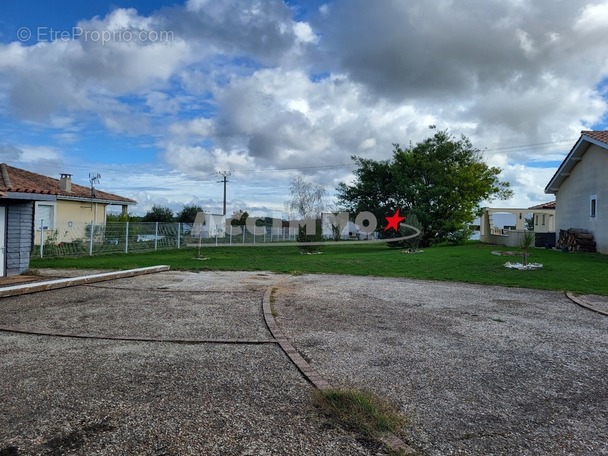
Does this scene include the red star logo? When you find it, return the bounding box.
[384,209,406,232]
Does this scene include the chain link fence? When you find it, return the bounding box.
[33,221,299,258]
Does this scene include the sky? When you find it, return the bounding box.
[0,0,607,217]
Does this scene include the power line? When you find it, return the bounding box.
[482,139,576,152]
[247,162,357,174]
[6,138,577,183]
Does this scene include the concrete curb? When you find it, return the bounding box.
[262,286,332,390]
[0,266,171,298]
[566,292,608,316]
[262,286,416,455]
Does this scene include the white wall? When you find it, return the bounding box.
[555,144,608,253]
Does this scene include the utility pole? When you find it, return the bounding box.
[217,171,231,215]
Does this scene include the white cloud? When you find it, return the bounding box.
[359,138,376,150]
[0,144,65,178]
[574,2,608,32]
[2,0,608,213]
[0,8,192,123]
[498,164,559,207]
[0,144,24,161]
[293,21,318,44]
[316,0,608,131]
[515,29,536,58]
[14,145,62,162]
[164,144,257,175]
[145,91,180,115]
[169,118,215,138]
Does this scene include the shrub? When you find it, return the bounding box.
[297,220,324,253]
[387,213,423,249]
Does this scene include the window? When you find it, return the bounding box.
[590,195,597,219]
[35,203,56,230]
[542,214,546,226]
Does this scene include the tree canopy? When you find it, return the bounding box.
[336,128,512,246]
[176,204,203,223]
[142,205,175,223]
[230,210,249,226]
[106,213,130,223]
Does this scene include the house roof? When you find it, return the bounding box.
[528,201,556,210]
[545,131,608,194]
[0,163,136,204]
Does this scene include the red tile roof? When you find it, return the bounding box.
[528,201,556,210]
[0,163,136,204]
[582,130,608,145]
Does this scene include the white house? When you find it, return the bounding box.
[545,130,608,253]
[479,204,555,247]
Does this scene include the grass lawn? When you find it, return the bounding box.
[30,242,608,295]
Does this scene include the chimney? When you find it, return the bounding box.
[60,173,72,192]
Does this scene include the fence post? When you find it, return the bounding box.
[177,222,181,249]
[230,225,233,246]
[154,222,159,251]
[39,219,44,258]
[89,221,94,256]
[125,222,129,254]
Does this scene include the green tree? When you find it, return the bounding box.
[337,128,512,246]
[106,213,130,223]
[142,205,174,223]
[230,210,249,226]
[176,204,203,223]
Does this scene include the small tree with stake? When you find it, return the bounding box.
[520,231,535,266]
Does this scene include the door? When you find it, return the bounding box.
[0,206,5,276]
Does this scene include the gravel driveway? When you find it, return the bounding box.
[2,270,607,455]
[0,271,375,455]
[273,274,608,455]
